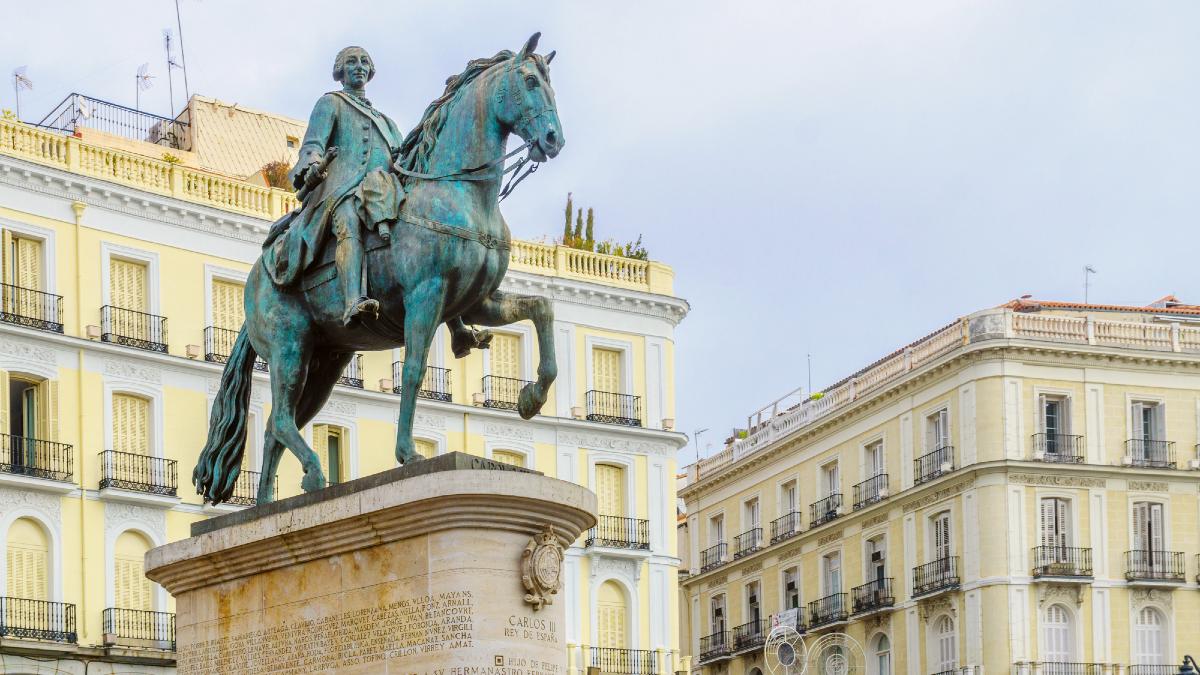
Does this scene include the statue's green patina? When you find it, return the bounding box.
[193,33,563,505]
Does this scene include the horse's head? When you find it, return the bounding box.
[499,33,563,163]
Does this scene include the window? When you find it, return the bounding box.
[710,514,725,545]
[710,594,726,633]
[931,511,952,561]
[114,531,153,610]
[110,258,148,312]
[744,497,760,531]
[491,450,525,467]
[745,580,761,624]
[933,615,957,672]
[1041,604,1073,663]
[866,440,885,477]
[2,230,45,320]
[782,567,800,609]
[1040,395,1070,436]
[1131,401,1165,443]
[489,333,522,380]
[926,408,950,451]
[312,424,345,484]
[866,536,886,583]
[286,136,299,149]
[1132,502,1165,553]
[592,348,622,394]
[5,518,48,601]
[872,634,892,675]
[780,480,797,514]
[414,438,436,459]
[822,552,842,594]
[1133,606,1168,665]
[112,393,150,456]
[597,580,627,649]
[821,461,840,497]
[595,464,626,517]
[1039,498,1071,549]
[3,374,58,444]
[211,279,245,331]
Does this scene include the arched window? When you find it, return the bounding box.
[492,450,525,468]
[595,464,626,518]
[114,531,153,610]
[596,580,628,649]
[1042,604,1073,663]
[6,517,49,600]
[1133,606,1168,665]
[872,633,892,675]
[932,615,957,672]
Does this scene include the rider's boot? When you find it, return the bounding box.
[336,236,379,326]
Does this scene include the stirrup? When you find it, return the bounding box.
[342,297,380,326]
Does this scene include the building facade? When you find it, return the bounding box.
[679,299,1200,675]
[0,96,688,673]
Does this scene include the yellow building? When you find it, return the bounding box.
[0,94,689,674]
[679,298,1200,675]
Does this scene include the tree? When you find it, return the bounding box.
[563,192,573,245]
[585,208,595,250]
[574,208,583,243]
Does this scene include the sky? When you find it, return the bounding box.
[3,1,1198,464]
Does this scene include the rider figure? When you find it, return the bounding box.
[289,46,405,326]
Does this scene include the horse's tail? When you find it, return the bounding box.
[193,326,257,504]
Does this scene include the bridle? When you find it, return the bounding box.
[392,55,553,201]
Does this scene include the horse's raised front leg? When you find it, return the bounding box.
[396,281,445,464]
[461,290,556,420]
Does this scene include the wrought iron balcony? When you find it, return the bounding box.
[585,515,650,550]
[225,469,270,507]
[589,646,658,674]
[699,543,727,573]
[586,390,643,427]
[731,619,767,653]
[852,473,888,510]
[698,630,730,663]
[851,578,894,614]
[1031,546,1093,579]
[733,528,763,559]
[770,511,801,544]
[102,608,175,650]
[99,450,177,496]
[807,593,848,629]
[0,597,76,643]
[101,305,168,353]
[39,93,191,149]
[913,556,960,597]
[1124,550,1185,582]
[204,326,267,371]
[1124,439,1176,469]
[392,361,452,401]
[481,375,530,410]
[1014,663,1105,675]
[808,493,843,527]
[0,282,63,333]
[337,353,364,388]
[1127,667,1183,675]
[914,445,955,485]
[0,434,73,483]
[1032,433,1085,463]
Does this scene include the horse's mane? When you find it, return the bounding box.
[396,49,551,178]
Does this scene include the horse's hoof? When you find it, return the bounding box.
[517,383,545,420]
[301,467,326,492]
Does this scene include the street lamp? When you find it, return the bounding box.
[1180,656,1197,675]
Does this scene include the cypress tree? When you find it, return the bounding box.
[574,208,583,243]
[563,192,573,245]
[585,208,595,251]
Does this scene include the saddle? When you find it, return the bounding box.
[300,229,391,293]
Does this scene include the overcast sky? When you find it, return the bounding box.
[4,2,1198,463]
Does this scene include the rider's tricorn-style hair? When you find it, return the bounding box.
[333,46,375,82]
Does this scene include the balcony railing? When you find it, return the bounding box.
[102,608,175,649]
[852,473,888,510]
[392,361,452,402]
[1127,667,1183,675]
[914,445,955,485]
[1031,546,1093,579]
[39,93,191,149]
[101,305,168,353]
[808,493,843,527]
[1125,439,1176,469]
[225,469,269,507]
[585,515,650,550]
[1033,433,1085,463]
[1124,550,1185,582]
[203,326,267,371]
[0,283,63,333]
[731,619,767,653]
[337,353,364,388]
[589,646,657,674]
[1014,664,1105,675]
[699,543,727,573]
[733,528,763,559]
[0,434,73,482]
[586,390,643,427]
[99,450,177,496]
[698,630,730,663]
[851,578,895,614]
[0,597,76,643]
[913,556,960,597]
[481,375,530,411]
[770,511,801,544]
[807,593,848,628]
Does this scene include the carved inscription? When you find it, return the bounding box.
[177,591,475,674]
[778,545,803,562]
[1128,480,1168,492]
[862,513,889,528]
[706,574,728,589]
[740,561,763,576]
[1008,473,1105,489]
[902,479,975,513]
[817,530,844,546]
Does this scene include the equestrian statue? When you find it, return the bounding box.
[193,33,563,504]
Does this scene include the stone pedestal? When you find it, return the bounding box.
[146,453,596,675]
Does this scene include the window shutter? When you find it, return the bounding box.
[1132,502,1148,552]
[312,424,329,481]
[1039,499,1055,549]
[414,438,435,459]
[0,370,9,435]
[110,258,148,312]
[597,581,627,649]
[37,379,59,442]
[113,394,149,455]
[1152,404,1166,442]
[212,280,245,331]
[492,450,524,467]
[934,513,952,560]
[490,334,521,380]
[1149,503,1164,552]
[938,409,950,448]
[1056,499,1069,547]
[1130,402,1145,441]
[15,236,42,291]
[1,229,11,287]
[1038,395,1048,433]
[595,464,625,517]
[592,348,622,394]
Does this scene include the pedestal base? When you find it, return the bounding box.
[146,453,596,674]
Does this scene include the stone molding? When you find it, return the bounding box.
[557,431,674,458]
[0,334,58,367]
[484,421,535,442]
[1038,583,1084,609]
[0,485,61,524]
[104,501,167,546]
[104,357,163,385]
[1009,472,1107,488]
[902,479,975,513]
[1128,480,1169,492]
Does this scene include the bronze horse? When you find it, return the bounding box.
[193,34,563,504]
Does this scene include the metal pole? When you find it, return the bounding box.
[12,76,17,120]
[175,0,190,104]
[693,428,708,463]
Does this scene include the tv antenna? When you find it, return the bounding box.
[1083,264,1097,304]
[764,618,807,675]
[163,29,184,117]
[135,63,155,112]
[11,66,32,120]
[172,0,192,104]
